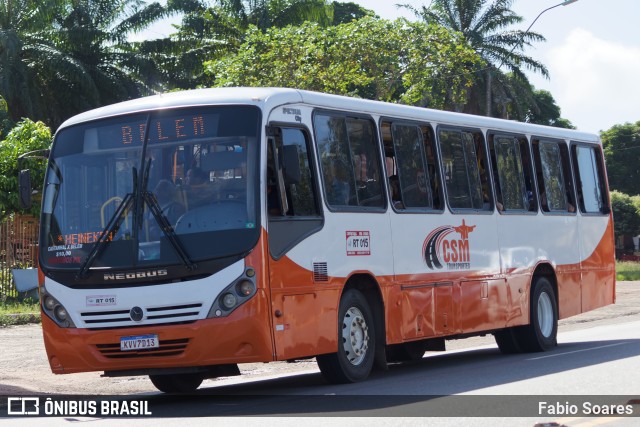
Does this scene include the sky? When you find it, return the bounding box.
[139,0,640,134]
[360,0,639,134]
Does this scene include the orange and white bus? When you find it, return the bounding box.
[23,87,615,392]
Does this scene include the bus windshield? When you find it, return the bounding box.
[40,106,261,277]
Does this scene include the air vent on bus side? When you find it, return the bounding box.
[313,262,328,282]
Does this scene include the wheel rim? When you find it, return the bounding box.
[537,291,554,338]
[341,306,369,366]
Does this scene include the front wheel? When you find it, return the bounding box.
[149,373,203,393]
[317,289,376,383]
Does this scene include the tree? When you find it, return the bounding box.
[0,0,171,129]
[42,0,169,128]
[331,1,373,24]
[145,0,342,90]
[142,0,245,90]
[0,0,67,122]
[218,0,334,30]
[205,18,479,109]
[505,80,574,129]
[0,119,51,220]
[602,121,640,197]
[406,0,548,117]
[610,191,640,242]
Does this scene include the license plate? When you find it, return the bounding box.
[120,334,159,351]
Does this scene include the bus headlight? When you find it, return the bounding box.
[44,295,56,311]
[54,306,69,322]
[41,288,76,328]
[208,267,258,318]
[221,293,238,309]
[236,280,255,297]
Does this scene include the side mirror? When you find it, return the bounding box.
[281,145,301,185]
[19,169,32,209]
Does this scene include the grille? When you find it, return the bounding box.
[313,262,328,282]
[80,303,203,328]
[95,338,190,359]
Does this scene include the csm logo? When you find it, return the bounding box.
[7,397,39,415]
[423,220,476,271]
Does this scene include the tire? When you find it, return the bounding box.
[149,373,203,393]
[516,276,558,352]
[387,341,427,362]
[494,328,523,354]
[317,289,376,383]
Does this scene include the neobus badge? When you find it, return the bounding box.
[423,220,476,271]
[103,269,168,281]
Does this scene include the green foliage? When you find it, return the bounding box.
[615,261,640,281]
[331,1,373,24]
[602,121,640,196]
[0,119,52,220]
[407,0,548,117]
[506,83,575,129]
[144,3,245,89]
[0,0,169,129]
[610,190,640,238]
[0,0,67,122]
[205,18,480,109]
[0,298,40,327]
[0,96,13,136]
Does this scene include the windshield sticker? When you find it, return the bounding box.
[86,295,117,307]
[55,231,115,245]
[346,231,370,256]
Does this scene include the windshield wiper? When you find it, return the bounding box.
[139,159,196,271]
[76,174,137,280]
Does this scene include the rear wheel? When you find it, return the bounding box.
[317,289,376,383]
[495,276,558,353]
[149,373,203,393]
[494,328,522,354]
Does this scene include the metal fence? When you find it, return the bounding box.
[0,214,39,300]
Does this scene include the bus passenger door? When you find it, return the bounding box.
[264,125,328,360]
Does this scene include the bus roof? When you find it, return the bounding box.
[58,87,599,143]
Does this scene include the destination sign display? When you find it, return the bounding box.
[98,113,220,149]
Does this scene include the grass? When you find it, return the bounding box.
[0,298,40,327]
[616,261,640,281]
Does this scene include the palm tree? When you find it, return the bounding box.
[0,0,68,123]
[406,0,549,117]
[44,0,168,127]
[0,1,170,129]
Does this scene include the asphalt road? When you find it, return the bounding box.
[1,282,639,427]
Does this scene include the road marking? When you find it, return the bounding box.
[526,342,629,361]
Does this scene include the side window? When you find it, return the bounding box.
[381,121,442,211]
[267,127,319,217]
[533,139,576,213]
[489,134,537,212]
[439,128,491,211]
[314,113,384,209]
[572,144,609,214]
